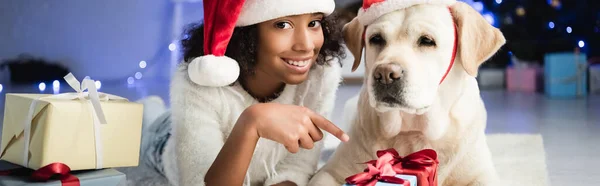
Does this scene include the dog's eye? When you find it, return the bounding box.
[369,34,386,46]
[418,36,436,47]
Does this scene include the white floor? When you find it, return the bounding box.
[1,78,599,185]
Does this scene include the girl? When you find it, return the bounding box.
[137,0,349,185]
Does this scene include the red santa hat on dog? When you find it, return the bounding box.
[357,0,456,26]
[188,0,336,87]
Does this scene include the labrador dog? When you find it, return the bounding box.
[310,2,506,186]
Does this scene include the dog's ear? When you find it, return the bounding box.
[343,17,365,72]
[450,2,506,77]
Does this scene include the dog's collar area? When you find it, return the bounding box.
[360,7,458,85]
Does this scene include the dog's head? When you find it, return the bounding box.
[344,2,505,114]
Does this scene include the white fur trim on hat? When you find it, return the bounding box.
[358,0,456,26]
[236,0,336,26]
[187,55,240,87]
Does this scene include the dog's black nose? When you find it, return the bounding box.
[373,63,403,84]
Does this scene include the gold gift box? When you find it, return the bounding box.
[1,93,143,171]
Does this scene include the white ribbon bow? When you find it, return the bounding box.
[23,73,126,169]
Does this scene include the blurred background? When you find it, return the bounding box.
[1,0,599,94]
[0,0,599,185]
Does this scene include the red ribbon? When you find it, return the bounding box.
[390,149,439,186]
[439,7,458,85]
[0,163,80,186]
[345,148,439,186]
[345,149,410,186]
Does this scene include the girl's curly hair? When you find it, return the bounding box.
[180,14,346,76]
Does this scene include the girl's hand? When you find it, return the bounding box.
[239,103,349,153]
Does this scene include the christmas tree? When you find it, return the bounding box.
[481,0,600,67]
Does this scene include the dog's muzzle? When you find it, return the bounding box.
[372,63,405,106]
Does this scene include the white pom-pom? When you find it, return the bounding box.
[187,55,240,87]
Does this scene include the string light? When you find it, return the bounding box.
[0,84,3,93]
[566,27,572,33]
[127,77,135,85]
[549,0,561,9]
[39,83,46,92]
[95,81,102,90]
[473,2,484,12]
[483,13,495,25]
[135,72,143,79]
[53,80,60,89]
[516,6,526,17]
[139,61,147,69]
[23,43,168,91]
[548,22,555,29]
[169,43,177,51]
[578,40,585,48]
[52,80,60,93]
[495,0,502,4]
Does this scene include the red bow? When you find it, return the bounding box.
[345,148,439,186]
[345,149,410,186]
[389,149,439,186]
[0,163,80,186]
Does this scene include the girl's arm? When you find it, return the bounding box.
[172,89,261,186]
[204,113,259,186]
[169,71,254,186]
[264,62,343,186]
[170,86,232,186]
[204,102,348,186]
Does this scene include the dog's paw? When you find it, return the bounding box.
[467,180,500,186]
[466,173,501,186]
[308,171,342,186]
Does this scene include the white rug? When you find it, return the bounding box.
[487,133,551,186]
[319,133,551,186]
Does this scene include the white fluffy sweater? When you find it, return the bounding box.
[161,61,343,186]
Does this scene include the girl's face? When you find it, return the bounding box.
[255,13,325,85]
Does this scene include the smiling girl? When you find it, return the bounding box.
[137,0,349,186]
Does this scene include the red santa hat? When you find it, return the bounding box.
[357,0,456,26]
[188,0,336,87]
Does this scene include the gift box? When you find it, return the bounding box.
[1,73,143,171]
[0,160,126,186]
[506,57,543,93]
[476,68,505,90]
[343,174,417,186]
[544,52,588,98]
[591,65,600,94]
[506,66,543,93]
[344,149,438,186]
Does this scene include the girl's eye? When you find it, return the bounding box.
[275,22,293,29]
[308,20,322,28]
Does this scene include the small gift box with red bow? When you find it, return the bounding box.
[343,149,439,186]
[0,160,126,186]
